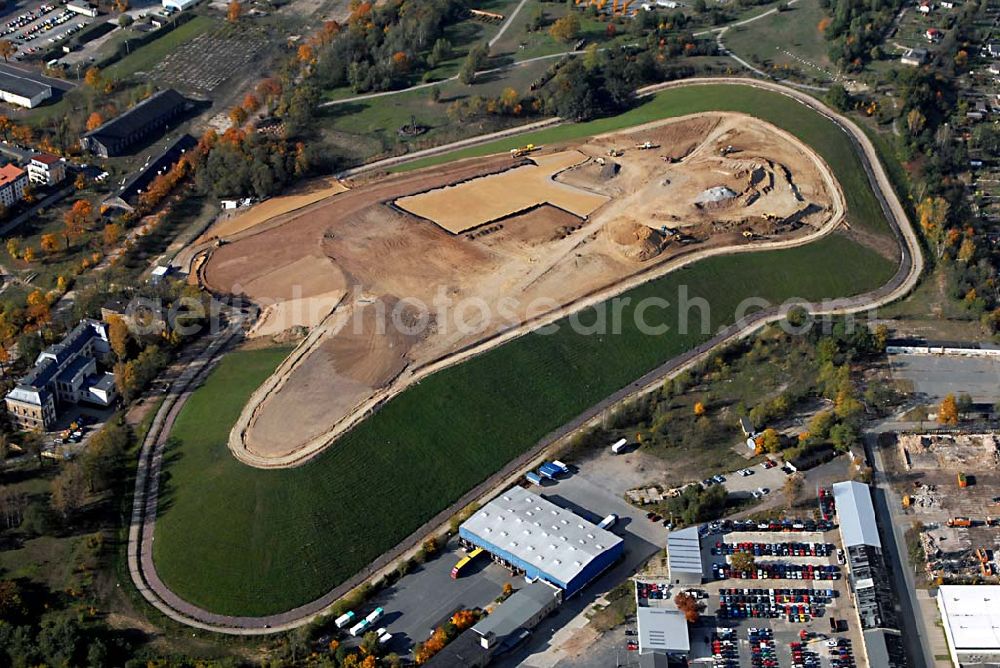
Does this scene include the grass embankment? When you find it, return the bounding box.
[153,83,900,616]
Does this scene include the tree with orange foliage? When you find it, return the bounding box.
[0,40,15,64]
[242,93,260,113]
[297,43,315,64]
[391,50,409,72]
[26,289,49,325]
[11,125,32,144]
[64,200,93,241]
[84,66,102,88]
[256,77,282,103]
[86,112,104,131]
[103,222,122,247]
[228,106,247,127]
[0,116,10,140]
[319,19,341,43]
[817,16,831,34]
[40,233,60,254]
[227,0,241,22]
[22,246,35,263]
[674,592,701,623]
[693,401,706,416]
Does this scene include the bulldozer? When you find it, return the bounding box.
[720,145,737,156]
[510,143,538,158]
[636,140,659,150]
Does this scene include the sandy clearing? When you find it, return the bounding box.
[394,150,610,233]
[198,177,349,242]
[247,290,346,338]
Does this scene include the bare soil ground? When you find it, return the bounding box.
[394,150,610,233]
[199,112,840,464]
[198,177,349,242]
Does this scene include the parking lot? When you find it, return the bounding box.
[1,0,93,62]
[631,518,865,668]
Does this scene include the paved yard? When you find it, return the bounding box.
[888,353,1000,403]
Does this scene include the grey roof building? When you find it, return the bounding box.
[471,581,561,650]
[833,480,881,548]
[666,526,704,584]
[832,482,904,668]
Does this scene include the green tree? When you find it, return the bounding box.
[548,13,581,43]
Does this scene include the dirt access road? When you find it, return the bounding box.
[200,112,840,467]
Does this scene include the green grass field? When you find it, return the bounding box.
[723,0,835,82]
[153,84,902,616]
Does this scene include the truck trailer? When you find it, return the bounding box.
[551,460,570,474]
[334,611,355,629]
[538,462,562,479]
[611,438,628,454]
[525,471,543,485]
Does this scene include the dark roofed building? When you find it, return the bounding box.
[104,134,196,210]
[81,89,189,158]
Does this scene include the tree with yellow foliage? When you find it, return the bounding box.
[693,401,706,416]
[938,393,959,425]
[227,0,241,22]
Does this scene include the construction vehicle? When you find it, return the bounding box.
[947,517,972,528]
[510,143,537,158]
[636,140,659,150]
[720,145,736,156]
[607,147,623,157]
[742,230,754,241]
[983,562,996,577]
[958,472,969,488]
[975,548,992,563]
[596,157,606,166]
[902,495,912,509]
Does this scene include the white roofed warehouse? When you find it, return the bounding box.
[937,585,1000,667]
[458,486,623,598]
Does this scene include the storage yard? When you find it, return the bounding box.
[199,112,843,465]
[893,432,1000,583]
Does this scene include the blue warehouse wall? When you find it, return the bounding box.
[458,527,569,590]
[564,540,624,598]
[459,526,623,598]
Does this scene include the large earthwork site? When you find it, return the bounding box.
[200,112,845,467]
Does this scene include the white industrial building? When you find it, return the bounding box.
[937,585,1000,666]
[0,71,52,108]
[637,607,690,656]
[161,0,199,11]
[459,486,624,598]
